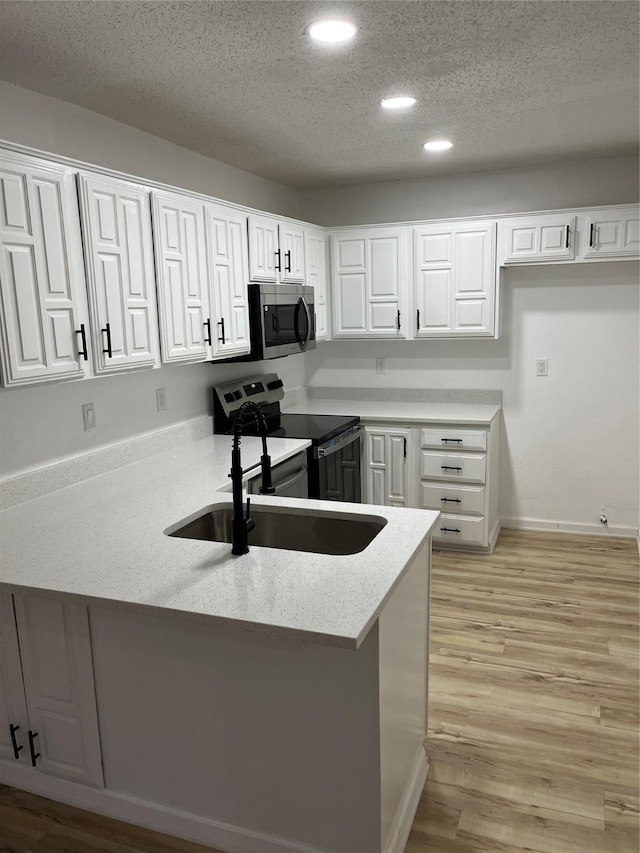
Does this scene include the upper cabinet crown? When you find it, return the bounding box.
[414,221,497,337]
[248,214,305,284]
[0,151,91,386]
[78,173,161,374]
[331,227,409,339]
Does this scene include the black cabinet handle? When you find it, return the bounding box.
[397,309,401,331]
[565,225,570,249]
[589,223,595,247]
[75,324,88,361]
[416,308,420,330]
[9,723,23,760]
[440,526,461,533]
[284,250,292,273]
[101,323,112,358]
[441,465,462,471]
[217,318,226,344]
[203,319,212,345]
[274,250,281,272]
[403,436,407,458]
[28,730,40,767]
[441,438,463,444]
[441,497,462,503]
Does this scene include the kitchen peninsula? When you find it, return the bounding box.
[0,432,439,853]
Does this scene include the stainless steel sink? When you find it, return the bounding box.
[166,503,387,555]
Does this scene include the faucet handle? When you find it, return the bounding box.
[259,454,276,494]
[245,497,256,534]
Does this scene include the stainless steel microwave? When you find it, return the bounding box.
[248,283,316,360]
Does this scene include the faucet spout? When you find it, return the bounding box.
[230,401,274,555]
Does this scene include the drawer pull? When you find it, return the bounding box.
[9,723,23,760]
[440,526,461,534]
[441,465,462,471]
[441,438,463,443]
[28,730,40,767]
[441,497,462,503]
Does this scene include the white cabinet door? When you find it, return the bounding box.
[415,222,496,337]
[12,594,103,787]
[248,213,279,282]
[332,228,408,338]
[582,208,640,260]
[364,426,411,507]
[304,227,329,340]
[206,203,251,358]
[279,222,305,283]
[152,191,211,364]
[0,592,29,765]
[0,151,91,386]
[500,214,577,264]
[79,174,160,374]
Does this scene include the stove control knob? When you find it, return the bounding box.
[266,379,283,390]
[233,390,243,401]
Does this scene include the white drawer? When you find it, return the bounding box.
[420,481,485,515]
[420,450,486,484]
[420,427,487,452]
[432,514,485,546]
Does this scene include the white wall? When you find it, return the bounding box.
[307,263,639,534]
[0,82,305,478]
[298,156,639,226]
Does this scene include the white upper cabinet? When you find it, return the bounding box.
[205,203,251,358]
[331,227,409,338]
[304,227,329,341]
[151,190,211,364]
[248,213,305,283]
[78,174,160,374]
[0,151,91,387]
[500,213,577,264]
[414,221,496,338]
[581,207,639,260]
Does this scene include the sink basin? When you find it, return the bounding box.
[166,503,387,555]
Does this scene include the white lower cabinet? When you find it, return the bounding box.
[364,417,500,551]
[0,591,103,787]
[364,426,412,507]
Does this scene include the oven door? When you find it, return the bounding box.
[311,426,362,502]
[252,284,316,359]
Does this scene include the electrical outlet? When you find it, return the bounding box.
[82,403,96,431]
[156,387,167,412]
[535,358,549,377]
[376,357,385,375]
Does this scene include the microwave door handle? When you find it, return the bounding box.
[300,297,312,348]
[293,298,303,347]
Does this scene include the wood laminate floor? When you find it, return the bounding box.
[1,530,638,853]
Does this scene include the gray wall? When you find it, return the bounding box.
[298,155,639,226]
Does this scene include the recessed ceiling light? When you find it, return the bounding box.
[423,140,453,152]
[308,19,358,44]
[381,96,417,110]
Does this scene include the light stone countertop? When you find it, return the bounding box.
[0,433,439,650]
[283,397,501,426]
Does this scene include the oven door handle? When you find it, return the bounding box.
[271,464,308,494]
[314,425,362,459]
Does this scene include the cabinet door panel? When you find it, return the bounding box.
[455,299,489,332]
[370,237,399,298]
[80,175,160,373]
[456,229,489,294]
[0,155,89,385]
[280,224,305,282]
[418,231,451,265]
[364,426,410,506]
[13,594,103,787]
[417,269,452,332]
[248,214,278,282]
[582,208,640,259]
[337,273,367,332]
[502,215,576,263]
[207,205,250,358]
[0,592,29,763]
[152,192,210,363]
[304,229,328,340]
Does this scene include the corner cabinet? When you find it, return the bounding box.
[248,213,305,284]
[0,591,103,787]
[0,151,91,387]
[331,227,409,339]
[78,173,161,374]
[304,226,330,341]
[414,221,497,337]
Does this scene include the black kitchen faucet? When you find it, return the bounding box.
[230,401,275,555]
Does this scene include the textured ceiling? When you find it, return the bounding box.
[0,1,638,189]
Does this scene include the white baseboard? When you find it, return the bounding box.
[383,748,429,853]
[0,762,335,853]
[500,516,637,539]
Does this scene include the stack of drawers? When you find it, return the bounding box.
[418,426,489,547]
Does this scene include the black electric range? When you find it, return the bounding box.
[213,373,362,502]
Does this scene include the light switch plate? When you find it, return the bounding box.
[82,403,96,431]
